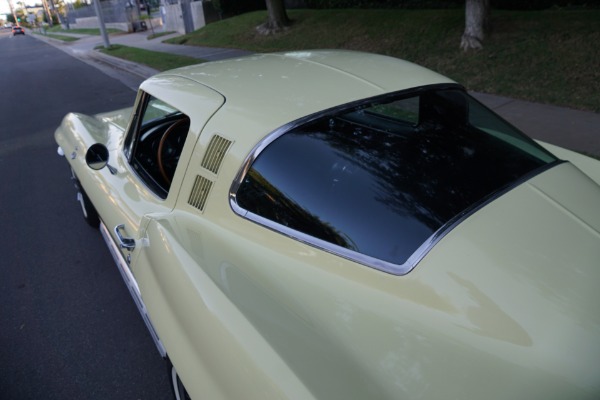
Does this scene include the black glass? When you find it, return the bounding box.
[236,89,557,268]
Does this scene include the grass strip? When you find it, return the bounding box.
[166,8,600,112]
[47,26,124,35]
[44,33,80,42]
[148,31,176,40]
[97,45,203,71]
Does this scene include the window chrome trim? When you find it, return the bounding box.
[99,222,167,357]
[229,84,561,275]
[123,90,149,162]
[231,161,561,275]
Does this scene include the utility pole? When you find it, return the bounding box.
[92,0,110,48]
[7,0,18,25]
[48,0,62,26]
[180,0,193,34]
[41,0,53,26]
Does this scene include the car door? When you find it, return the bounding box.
[78,79,225,359]
[95,92,183,266]
[88,80,225,268]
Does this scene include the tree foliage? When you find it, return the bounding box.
[300,0,597,8]
[211,0,264,18]
[72,0,89,10]
[302,0,462,8]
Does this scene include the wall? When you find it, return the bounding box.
[69,16,130,31]
[162,0,211,34]
[69,16,163,33]
[162,3,184,33]
[190,1,206,31]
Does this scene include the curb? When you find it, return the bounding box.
[32,32,157,78]
[88,49,159,79]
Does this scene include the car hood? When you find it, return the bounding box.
[55,107,132,157]
[94,107,133,133]
[411,160,600,398]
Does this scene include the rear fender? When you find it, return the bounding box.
[539,141,600,185]
[134,217,316,400]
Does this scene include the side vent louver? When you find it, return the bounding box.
[201,135,232,175]
[188,175,213,211]
[188,135,231,212]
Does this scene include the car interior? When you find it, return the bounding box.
[132,113,191,198]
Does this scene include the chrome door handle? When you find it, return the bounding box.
[115,224,135,250]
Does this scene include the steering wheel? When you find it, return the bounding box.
[157,118,189,186]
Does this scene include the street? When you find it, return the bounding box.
[0,31,172,399]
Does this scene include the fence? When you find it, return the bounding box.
[66,0,148,32]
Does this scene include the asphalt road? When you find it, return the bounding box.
[0,31,173,399]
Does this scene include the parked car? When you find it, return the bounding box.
[11,26,24,35]
[55,51,600,400]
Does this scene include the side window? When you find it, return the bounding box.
[369,96,420,126]
[467,96,556,162]
[127,94,191,199]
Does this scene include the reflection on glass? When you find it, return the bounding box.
[236,89,557,267]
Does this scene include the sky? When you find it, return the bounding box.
[1,0,48,19]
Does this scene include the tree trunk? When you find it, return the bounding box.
[256,0,291,35]
[460,0,490,51]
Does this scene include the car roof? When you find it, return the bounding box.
[141,50,455,144]
[156,50,454,92]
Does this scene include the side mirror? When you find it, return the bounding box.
[85,143,109,170]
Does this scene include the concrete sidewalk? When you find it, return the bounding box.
[33,30,599,157]
[109,31,253,61]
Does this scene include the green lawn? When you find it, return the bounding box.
[98,45,202,71]
[165,8,600,112]
[147,31,176,40]
[47,26,124,35]
[43,33,80,42]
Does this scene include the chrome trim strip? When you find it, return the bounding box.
[99,223,167,357]
[230,162,562,276]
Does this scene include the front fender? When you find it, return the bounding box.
[54,110,131,194]
[54,108,131,157]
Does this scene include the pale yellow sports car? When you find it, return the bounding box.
[55,51,600,400]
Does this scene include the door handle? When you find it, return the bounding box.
[115,224,135,250]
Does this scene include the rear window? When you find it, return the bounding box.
[233,88,558,274]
